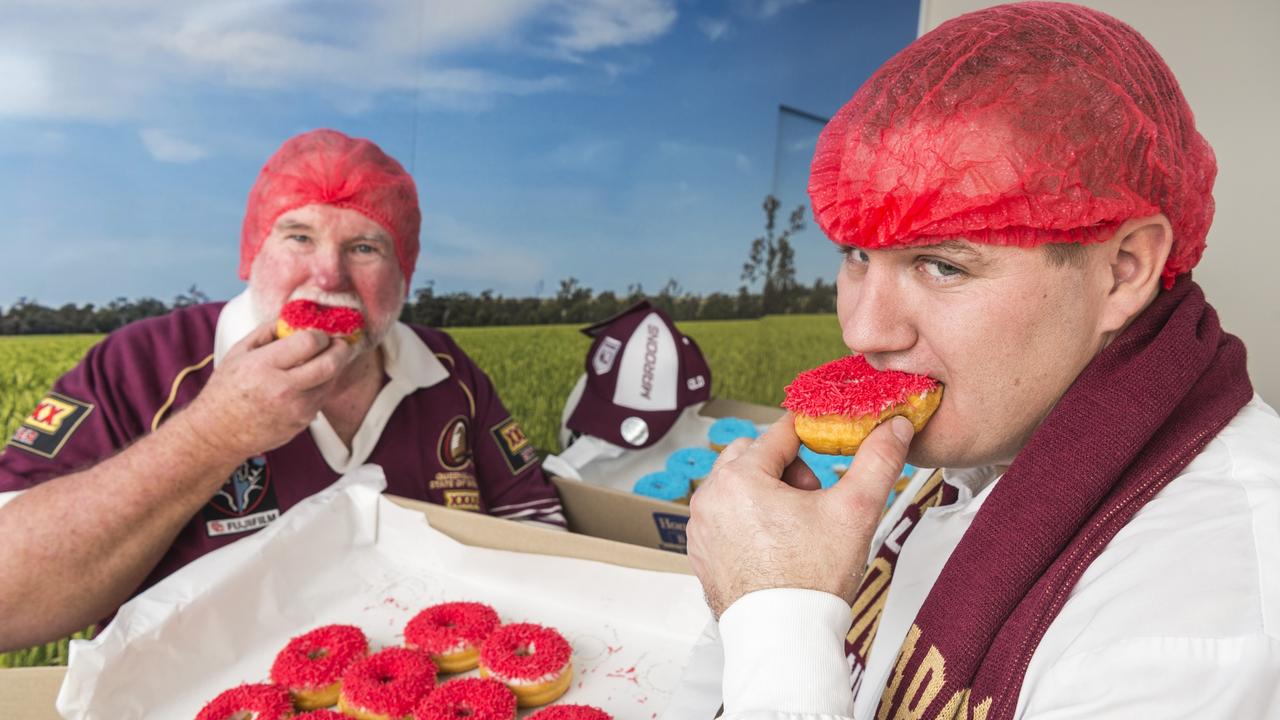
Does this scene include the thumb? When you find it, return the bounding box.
[225,320,279,359]
[826,415,914,510]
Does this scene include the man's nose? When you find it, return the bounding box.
[309,245,349,291]
[841,265,917,356]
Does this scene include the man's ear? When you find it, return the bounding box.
[1098,214,1173,334]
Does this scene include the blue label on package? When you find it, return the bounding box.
[653,512,689,553]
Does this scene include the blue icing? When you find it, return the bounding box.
[667,447,719,480]
[708,417,760,447]
[633,471,690,502]
[814,464,841,489]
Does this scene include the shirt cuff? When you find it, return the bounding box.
[719,588,855,717]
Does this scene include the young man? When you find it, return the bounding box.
[0,129,563,652]
[688,4,1280,718]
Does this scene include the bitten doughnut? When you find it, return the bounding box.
[707,417,759,451]
[195,683,293,720]
[413,677,517,720]
[405,601,501,673]
[270,624,369,710]
[527,706,614,720]
[478,623,573,707]
[783,355,941,455]
[338,647,438,720]
[276,299,365,344]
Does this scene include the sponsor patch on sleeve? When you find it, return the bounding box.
[489,417,538,475]
[7,392,94,459]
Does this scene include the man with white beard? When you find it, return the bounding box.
[0,129,564,652]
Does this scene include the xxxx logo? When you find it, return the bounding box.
[27,398,75,433]
[8,392,94,459]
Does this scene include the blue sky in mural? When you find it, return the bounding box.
[0,0,916,306]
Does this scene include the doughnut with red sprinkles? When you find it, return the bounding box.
[782,355,942,455]
[338,646,438,720]
[194,682,292,720]
[270,624,368,710]
[413,677,517,720]
[405,602,500,673]
[295,711,348,719]
[527,705,614,720]
[277,299,365,342]
[478,623,573,707]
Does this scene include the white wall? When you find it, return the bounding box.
[920,0,1280,404]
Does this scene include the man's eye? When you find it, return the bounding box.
[352,243,378,255]
[921,258,964,278]
[841,246,870,265]
[287,234,311,244]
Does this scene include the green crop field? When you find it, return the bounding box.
[0,314,846,666]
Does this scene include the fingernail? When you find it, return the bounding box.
[891,416,915,443]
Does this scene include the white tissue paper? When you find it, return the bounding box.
[56,466,711,719]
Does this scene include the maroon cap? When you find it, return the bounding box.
[564,301,711,448]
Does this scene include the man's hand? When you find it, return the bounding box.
[687,413,914,618]
[176,321,353,461]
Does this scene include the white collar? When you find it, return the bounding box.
[213,290,450,473]
[941,465,1003,505]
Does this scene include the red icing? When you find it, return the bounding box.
[405,602,501,655]
[782,355,938,418]
[270,624,368,690]
[341,647,437,716]
[478,623,572,681]
[195,683,292,720]
[280,299,365,335]
[527,705,613,720]
[295,711,348,719]
[413,677,517,720]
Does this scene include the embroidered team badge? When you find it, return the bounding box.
[7,392,94,459]
[437,416,472,470]
[490,417,538,475]
[443,490,481,511]
[202,455,281,537]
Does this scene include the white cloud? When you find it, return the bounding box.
[0,0,675,123]
[758,0,810,18]
[731,0,812,20]
[139,128,209,163]
[697,17,732,42]
[551,0,678,57]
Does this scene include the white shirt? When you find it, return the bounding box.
[717,394,1280,719]
[214,290,450,475]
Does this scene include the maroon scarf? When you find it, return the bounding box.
[851,277,1252,719]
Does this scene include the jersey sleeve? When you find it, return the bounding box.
[446,343,565,530]
[0,336,151,491]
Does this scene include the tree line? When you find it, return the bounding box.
[0,278,836,335]
[1,196,832,334]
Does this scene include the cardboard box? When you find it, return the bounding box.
[554,397,784,554]
[0,497,693,720]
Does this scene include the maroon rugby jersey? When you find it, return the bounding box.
[0,302,563,594]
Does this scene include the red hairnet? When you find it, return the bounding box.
[810,2,1216,288]
[239,129,421,290]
